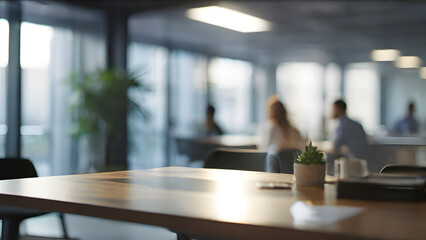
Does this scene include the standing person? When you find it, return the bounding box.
[393,102,418,135]
[260,95,305,153]
[331,99,370,160]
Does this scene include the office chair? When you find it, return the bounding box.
[276,149,301,174]
[0,158,70,240]
[175,137,222,163]
[203,148,279,172]
[380,164,426,176]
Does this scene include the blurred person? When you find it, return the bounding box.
[260,95,305,154]
[393,102,418,135]
[200,105,224,136]
[331,99,370,160]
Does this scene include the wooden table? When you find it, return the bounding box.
[0,167,425,240]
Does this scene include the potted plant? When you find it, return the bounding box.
[294,141,326,186]
[70,68,149,172]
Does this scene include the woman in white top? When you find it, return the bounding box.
[260,96,305,153]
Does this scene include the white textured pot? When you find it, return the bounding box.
[294,163,325,186]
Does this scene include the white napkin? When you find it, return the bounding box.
[290,201,363,226]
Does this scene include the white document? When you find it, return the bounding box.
[290,201,363,226]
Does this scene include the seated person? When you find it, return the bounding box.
[260,96,305,154]
[200,105,224,137]
[393,102,418,135]
[331,99,371,160]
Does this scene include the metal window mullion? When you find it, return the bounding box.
[250,63,257,124]
[165,48,173,166]
[5,2,22,158]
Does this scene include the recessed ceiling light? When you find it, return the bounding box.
[395,56,422,68]
[420,67,426,79]
[186,6,272,33]
[370,49,400,62]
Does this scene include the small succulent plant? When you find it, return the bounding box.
[295,141,326,165]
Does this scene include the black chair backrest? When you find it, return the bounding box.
[0,158,38,180]
[176,138,222,162]
[380,164,426,176]
[204,148,277,172]
[277,149,301,174]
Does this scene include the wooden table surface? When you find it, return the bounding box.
[0,167,425,240]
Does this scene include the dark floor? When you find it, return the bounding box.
[1,213,176,240]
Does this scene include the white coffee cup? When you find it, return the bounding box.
[334,157,369,179]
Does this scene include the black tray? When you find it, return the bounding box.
[337,174,426,201]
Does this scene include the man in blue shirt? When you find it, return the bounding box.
[331,99,371,160]
[393,102,418,135]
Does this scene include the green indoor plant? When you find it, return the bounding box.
[70,68,149,172]
[294,141,326,186]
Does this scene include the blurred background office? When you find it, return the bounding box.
[1,0,426,177]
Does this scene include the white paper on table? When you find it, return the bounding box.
[290,201,363,226]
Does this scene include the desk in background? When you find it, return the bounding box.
[175,135,259,164]
[315,137,426,174]
[370,136,426,165]
[0,167,425,239]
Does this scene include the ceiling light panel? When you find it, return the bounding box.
[370,49,400,62]
[395,56,422,68]
[186,6,272,33]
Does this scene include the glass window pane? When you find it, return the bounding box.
[254,66,268,124]
[171,50,207,137]
[0,18,8,157]
[20,22,54,176]
[276,62,324,140]
[128,42,168,169]
[344,63,380,134]
[324,63,342,140]
[21,21,106,176]
[208,57,253,134]
[251,65,275,128]
[18,0,106,175]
